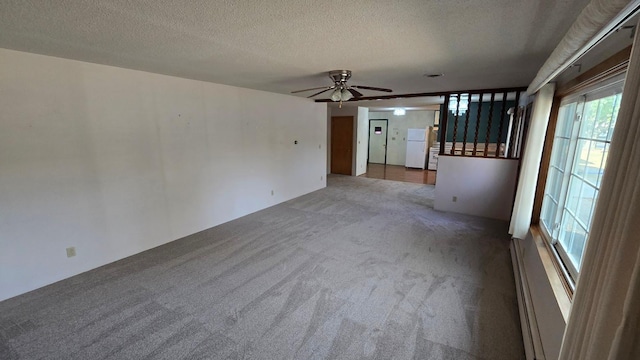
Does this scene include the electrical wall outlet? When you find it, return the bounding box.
[452,196,458,203]
[66,247,76,258]
[271,190,274,196]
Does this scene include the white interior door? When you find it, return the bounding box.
[369,120,387,164]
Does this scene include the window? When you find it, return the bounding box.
[540,78,623,283]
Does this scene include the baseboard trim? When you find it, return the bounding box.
[510,238,546,360]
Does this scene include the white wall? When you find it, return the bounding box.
[0,49,327,301]
[434,156,518,220]
[369,110,436,165]
[355,107,369,176]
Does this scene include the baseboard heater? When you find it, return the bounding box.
[510,239,546,360]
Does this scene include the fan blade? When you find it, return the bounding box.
[308,86,335,98]
[348,88,363,98]
[351,85,393,93]
[291,86,331,94]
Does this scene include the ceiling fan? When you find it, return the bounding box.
[292,70,392,107]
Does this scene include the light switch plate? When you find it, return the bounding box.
[66,247,76,258]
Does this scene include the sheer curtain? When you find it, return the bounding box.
[559,19,640,360]
[508,83,554,239]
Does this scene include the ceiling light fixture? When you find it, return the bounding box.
[393,108,406,116]
[331,89,342,102]
[449,94,469,116]
[330,87,354,107]
[340,89,353,101]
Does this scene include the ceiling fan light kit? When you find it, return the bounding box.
[331,88,353,102]
[331,89,342,102]
[292,70,392,107]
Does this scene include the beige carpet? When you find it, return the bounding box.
[0,175,524,359]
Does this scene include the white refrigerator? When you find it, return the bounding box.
[405,128,428,169]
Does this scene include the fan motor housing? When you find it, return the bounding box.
[328,70,352,84]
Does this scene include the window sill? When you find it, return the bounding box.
[530,225,572,322]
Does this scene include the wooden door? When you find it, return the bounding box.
[331,116,354,175]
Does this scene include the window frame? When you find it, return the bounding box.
[539,76,624,285]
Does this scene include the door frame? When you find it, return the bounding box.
[367,119,389,165]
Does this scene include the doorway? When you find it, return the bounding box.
[368,119,388,164]
[330,116,354,175]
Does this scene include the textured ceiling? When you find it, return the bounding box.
[0,0,592,98]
